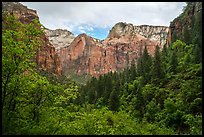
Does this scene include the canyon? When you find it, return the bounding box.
[46,23,168,80]
[3,2,194,82]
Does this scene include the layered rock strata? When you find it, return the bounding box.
[3,2,173,79]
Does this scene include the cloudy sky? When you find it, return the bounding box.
[21,2,186,40]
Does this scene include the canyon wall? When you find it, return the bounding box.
[108,22,169,48]
[2,2,62,76]
[167,2,202,46]
[3,2,174,80]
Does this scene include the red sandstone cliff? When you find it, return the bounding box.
[2,2,62,76]
[44,22,168,79]
[167,2,202,46]
[3,2,171,80]
[57,29,159,78]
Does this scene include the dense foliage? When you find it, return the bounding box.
[2,2,202,135]
[79,39,202,135]
[171,2,202,64]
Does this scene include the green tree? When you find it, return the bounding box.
[103,74,113,105]
[183,26,191,44]
[96,75,104,99]
[161,43,169,74]
[151,45,164,84]
[129,59,137,81]
[137,45,143,76]
[162,43,168,57]
[141,45,152,85]
[168,48,178,74]
[192,44,202,64]
[109,85,120,111]
[2,13,46,134]
[144,98,161,122]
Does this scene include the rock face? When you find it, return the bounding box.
[2,2,38,24]
[61,31,158,78]
[3,2,173,80]
[2,2,62,76]
[36,35,62,76]
[108,22,169,48]
[44,29,75,50]
[46,22,167,78]
[167,2,202,45]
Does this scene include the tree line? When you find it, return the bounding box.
[2,2,202,134]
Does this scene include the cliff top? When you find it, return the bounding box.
[2,2,36,13]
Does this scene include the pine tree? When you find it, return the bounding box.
[137,45,143,76]
[130,59,137,81]
[87,78,97,104]
[109,85,119,111]
[141,45,152,84]
[102,74,112,105]
[193,44,202,64]
[183,26,191,44]
[161,43,169,74]
[192,11,202,48]
[96,75,104,98]
[169,48,178,74]
[162,43,168,57]
[151,45,164,83]
[171,31,178,44]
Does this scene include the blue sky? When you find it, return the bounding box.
[21,2,186,40]
[73,25,110,40]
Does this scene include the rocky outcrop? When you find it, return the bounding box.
[3,2,173,80]
[134,25,169,47]
[44,29,75,50]
[108,22,169,48]
[36,35,62,76]
[61,32,158,78]
[167,2,202,45]
[2,2,38,24]
[2,2,62,76]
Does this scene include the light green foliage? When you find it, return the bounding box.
[23,105,178,135]
[171,40,185,54]
[2,2,202,135]
[54,82,79,107]
[2,13,45,134]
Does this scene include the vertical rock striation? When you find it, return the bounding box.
[5,2,186,81]
[2,2,62,76]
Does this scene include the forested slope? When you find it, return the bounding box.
[2,2,202,135]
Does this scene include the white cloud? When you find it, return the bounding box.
[77,25,94,34]
[79,28,86,34]
[21,2,186,33]
[87,26,94,31]
[78,26,84,30]
[87,32,93,35]
[78,25,94,32]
